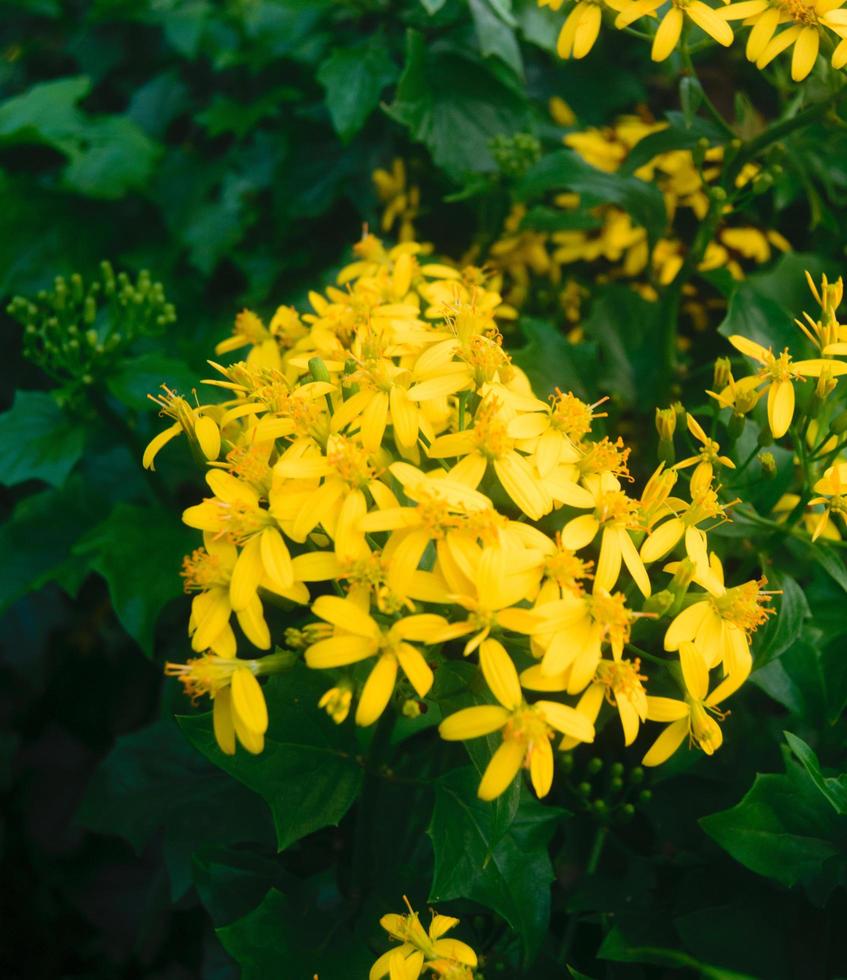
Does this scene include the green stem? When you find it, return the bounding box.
[559,825,610,966]
[679,37,735,138]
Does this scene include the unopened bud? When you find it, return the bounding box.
[587,757,603,775]
[655,406,677,442]
[643,589,674,616]
[308,357,331,384]
[713,356,732,390]
[758,452,776,477]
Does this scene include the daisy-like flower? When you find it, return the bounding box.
[560,471,651,597]
[728,334,847,438]
[664,553,773,687]
[304,595,446,726]
[615,0,733,62]
[164,651,291,755]
[545,0,623,59]
[808,462,847,540]
[721,0,847,80]
[642,642,736,765]
[370,899,477,980]
[674,414,735,494]
[439,639,594,799]
[143,385,221,470]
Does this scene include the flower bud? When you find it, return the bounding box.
[713,356,732,390]
[655,407,676,442]
[758,451,776,477]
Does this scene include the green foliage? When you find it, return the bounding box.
[180,669,364,851]
[0,391,86,487]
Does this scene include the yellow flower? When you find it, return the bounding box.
[370,899,477,980]
[164,653,285,755]
[728,335,847,437]
[143,385,221,470]
[304,595,446,726]
[642,642,734,765]
[558,657,648,747]
[439,639,594,799]
[615,0,733,62]
[664,553,773,688]
[318,683,353,724]
[373,159,421,243]
[214,308,282,370]
[529,586,635,690]
[808,462,847,540]
[673,414,735,494]
[560,471,651,597]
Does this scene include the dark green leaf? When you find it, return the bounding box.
[77,719,274,899]
[753,575,809,668]
[0,478,100,611]
[216,888,372,979]
[73,503,196,654]
[106,353,200,410]
[517,149,667,243]
[179,668,364,852]
[784,732,847,814]
[469,0,523,77]
[700,765,847,900]
[63,116,161,199]
[511,318,598,400]
[428,766,562,961]
[386,31,529,181]
[318,40,398,142]
[599,927,756,979]
[0,75,90,152]
[0,391,86,487]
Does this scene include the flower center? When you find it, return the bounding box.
[713,579,773,632]
[181,548,230,591]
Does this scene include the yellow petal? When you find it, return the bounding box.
[213,687,236,755]
[231,667,268,735]
[235,594,271,650]
[729,334,769,362]
[260,527,294,590]
[477,739,525,800]
[305,635,377,668]
[687,0,733,45]
[355,654,398,726]
[645,695,689,722]
[142,422,181,470]
[652,7,684,61]
[792,25,819,81]
[479,638,522,710]
[230,536,264,612]
[312,595,379,638]
[494,452,549,521]
[194,415,221,460]
[767,380,794,438]
[395,642,434,698]
[530,737,554,797]
[642,717,689,766]
[679,640,709,701]
[536,699,595,742]
[439,705,510,740]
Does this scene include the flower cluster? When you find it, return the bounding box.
[710,271,847,541]
[154,232,772,799]
[539,0,847,78]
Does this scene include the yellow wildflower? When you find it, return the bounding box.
[439,639,594,799]
[615,0,733,61]
[370,899,477,980]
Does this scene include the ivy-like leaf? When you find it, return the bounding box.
[0,391,86,488]
[318,39,398,143]
[752,574,809,668]
[428,766,563,962]
[0,75,90,152]
[700,764,847,902]
[386,30,529,180]
[73,503,196,655]
[784,732,847,815]
[216,888,372,979]
[63,116,161,199]
[77,719,274,899]
[468,0,523,77]
[179,669,364,852]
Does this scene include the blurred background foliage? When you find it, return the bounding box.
[3,0,847,977]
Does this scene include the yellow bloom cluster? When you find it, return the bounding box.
[370,900,478,979]
[711,271,847,540]
[152,232,772,798]
[480,111,787,329]
[539,0,847,77]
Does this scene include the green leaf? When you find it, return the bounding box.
[599,927,756,979]
[78,719,274,900]
[420,0,447,10]
[0,75,90,152]
[216,888,372,979]
[386,30,529,181]
[193,846,293,927]
[179,668,364,852]
[106,352,199,410]
[0,391,86,487]
[63,116,161,199]
[700,765,847,900]
[752,574,809,668]
[318,39,398,142]
[751,635,847,724]
[517,149,667,243]
[73,503,196,654]
[511,318,598,400]
[469,0,523,77]
[784,732,847,814]
[428,766,562,961]
[0,478,101,611]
